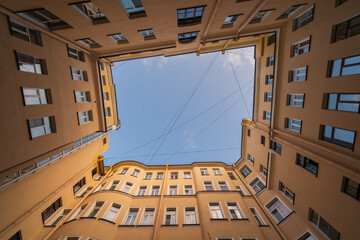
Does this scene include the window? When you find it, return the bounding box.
[118,0,146,19]
[91,168,97,177]
[261,136,265,145]
[265,74,273,85]
[151,185,160,195]
[67,45,84,61]
[320,125,356,149]
[277,5,305,20]
[178,31,198,43]
[184,185,193,195]
[291,37,310,57]
[200,168,209,175]
[266,197,291,223]
[169,185,178,195]
[249,207,265,225]
[324,93,360,113]
[240,165,251,178]
[213,168,221,175]
[22,88,51,105]
[65,237,81,240]
[71,67,88,81]
[105,107,111,117]
[222,14,241,27]
[16,52,47,74]
[41,198,62,223]
[138,29,155,40]
[141,208,154,225]
[164,208,177,225]
[247,129,250,137]
[108,180,120,190]
[73,177,86,195]
[103,203,121,222]
[248,154,255,165]
[264,92,272,102]
[270,140,281,154]
[119,168,128,175]
[309,208,340,240]
[48,209,71,226]
[249,177,265,194]
[287,94,304,107]
[28,116,56,139]
[85,201,104,218]
[177,6,205,26]
[17,8,72,31]
[185,207,197,224]
[204,181,214,191]
[289,67,307,82]
[121,182,133,193]
[263,111,271,121]
[228,172,236,180]
[170,172,178,179]
[285,118,302,133]
[137,186,147,196]
[156,172,163,179]
[8,231,22,240]
[103,92,110,101]
[335,0,347,7]
[341,177,359,200]
[293,7,314,31]
[71,1,109,24]
[267,33,276,45]
[209,202,225,219]
[297,232,316,240]
[259,164,268,177]
[74,91,91,103]
[76,38,102,48]
[125,208,138,225]
[145,172,152,180]
[131,169,140,177]
[99,61,104,71]
[183,171,191,179]
[218,181,230,191]
[77,110,93,125]
[328,54,360,77]
[94,182,107,192]
[108,33,129,44]
[266,55,274,66]
[249,9,273,24]
[226,202,244,219]
[332,15,360,43]
[279,181,295,204]
[296,153,318,176]
[9,17,42,45]
[236,186,245,196]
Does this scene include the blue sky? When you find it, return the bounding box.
[103,47,255,166]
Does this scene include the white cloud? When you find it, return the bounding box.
[142,58,153,67]
[157,57,169,68]
[222,47,255,71]
[183,130,198,150]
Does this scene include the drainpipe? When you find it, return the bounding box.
[152,164,169,240]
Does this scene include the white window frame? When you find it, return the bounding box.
[140,207,156,225]
[291,37,310,57]
[183,185,194,195]
[248,176,266,194]
[144,172,152,180]
[226,202,245,219]
[183,171,192,179]
[170,172,178,179]
[67,45,84,61]
[217,181,230,191]
[121,181,133,194]
[291,67,307,82]
[71,67,87,81]
[163,207,177,225]
[118,168,128,175]
[139,29,155,38]
[236,186,246,196]
[200,168,209,175]
[84,201,105,218]
[203,181,215,191]
[208,202,225,219]
[122,207,140,225]
[102,202,121,222]
[296,230,317,240]
[264,196,292,224]
[156,172,163,179]
[150,185,160,196]
[68,204,88,221]
[288,94,304,107]
[249,207,266,226]
[106,180,120,191]
[28,116,54,139]
[248,154,255,165]
[77,110,92,125]
[22,87,49,105]
[76,186,93,197]
[168,185,178,195]
[286,118,302,133]
[137,185,148,196]
[131,169,140,177]
[47,208,71,226]
[184,206,198,224]
[212,168,222,175]
[94,182,107,192]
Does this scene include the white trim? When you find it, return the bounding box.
[120,181,134,194]
[163,207,178,225]
[236,185,246,195]
[68,203,89,221]
[136,185,148,196]
[64,236,83,240]
[264,196,292,224]
[203,181,214,191]
[207,201,225,219]
[296,230,317,240]
[47,208,72,226]
[168,185,178,195]
[150,185,161,196]
[248,207,266,226]
[225,201,245,219]
[139,207,156,225]
[183,206,198,224]
[76,186,93,197]
[102,202,121,222]
[84,201,106,218]
[248,176,266,194]
[183,184,194,195]
[183,171,192,179]
[94,181,107,192]
[122,207,140,225]
[106,180,120,190]
[212,168,222,175]
[217,180,230,191]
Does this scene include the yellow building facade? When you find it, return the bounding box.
[0,0,359,239]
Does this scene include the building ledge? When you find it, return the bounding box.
[231,218,249,221]
[79,216,96,220]
[98,218,115,225]
[161,224,178,227]
[183,224,200,227]
[210,218,228,221]
[63,219,76,225]
[118,224,135,228]
[136,224,154,227]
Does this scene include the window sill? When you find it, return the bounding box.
[259,224,270,227]
[63,219,76,225]
[161,224,178,227]
[210,218,228,221]
[43,225,56,228]
[183,223,200,227]
[118,224,135,228]
[98,218,115,225]
[137,224,154,227]
[79,216,96,220]
[231,218,249,221]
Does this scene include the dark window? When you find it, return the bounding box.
[328,54,360,77]
[261,136,265,145]
[324,93,360,113]
[76,38,102,48]
[308,208,340,240]
[276,5,306,20]
[264,92,272,102]
[341,177,360,200]
[177,6,205,27]
[73,177,86,194]
[331,15,360,43]
[178,31,198,43]
[291,37,310,57]
[9,17,42,46]
[266,55,274,66]
[67,45,85,62]
[103,138,107,145]
[247,129,250,137]
[17,9,72,31]
[108,33,129,44]
[9,231,22,240]
[249,9,273,24]
[296,153,318,176]
[227,172,236,180]
[265,74,273,84]
[240,165,251,178]
[285,118,302,133]
[222,14,242,28]
[70,2,110,24]
[138,29,156,40]
[320,125,356,149]
[270,140,281,154]
[293,7,314,31]
[335,0,348,7]
[119,0,146,19]
[41,198,62,223]
[92,167,97,177]
[15,52,47,75]
[267,33,276,46]
[99,62,104,71]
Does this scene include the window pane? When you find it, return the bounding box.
[333,128,355,143]
[331,59,342,77]
[324,125,332,138]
